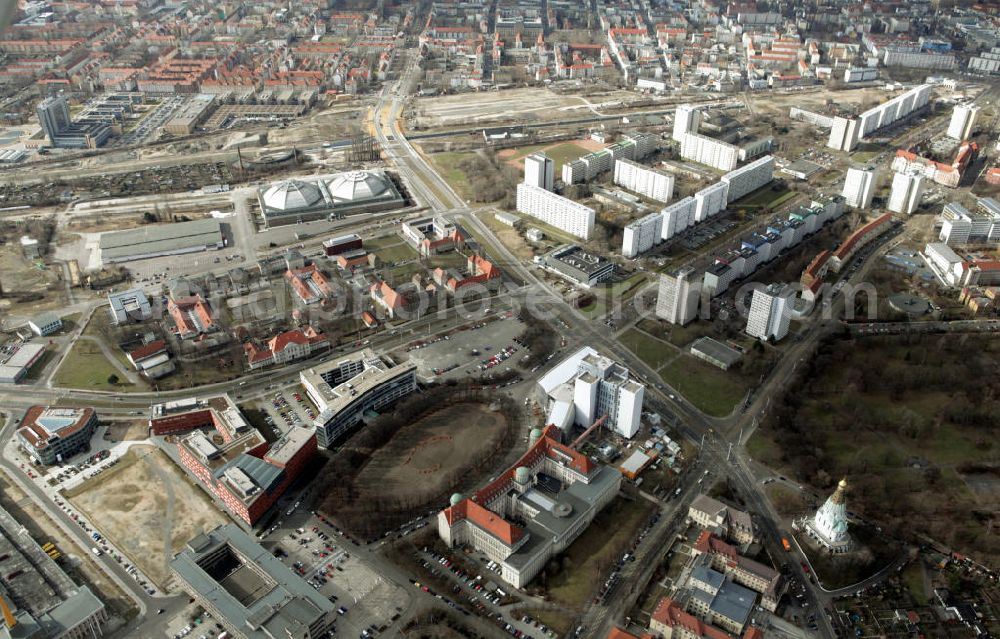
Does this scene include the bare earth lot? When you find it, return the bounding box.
[64,445,228,591]
[357,402,508,504]
[413,88,646,127]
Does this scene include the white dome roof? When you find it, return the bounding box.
[327,171,389,202]
[263,179,322,211]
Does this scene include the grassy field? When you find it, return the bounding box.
[731,184,795,211]
[902,562,928,605]
[537,497,655,610]
[53,342,138,391]
[500,140,596,172]
[619,328,678,371]
[144,358,243,391]
[426,251,468,270]
[473,211,536,261]
[607,273,647,299]
[374,242,418,264]
[428,151,478,200]
[658,355,748,418]
[850,143,882,164]
[636,318,711,348]
[366,234,405,250]
[384,261,426,284]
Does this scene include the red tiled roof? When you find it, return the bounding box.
[286,265,332,303]
[803,250,831,278]
[606,628,654,639]
[441,425,595,545]
[372,280,404,309]
[652,597,732,639]
[128,339,167,362]
[168,295,214,336]
[19,406,95,449]
[833,213,892,261]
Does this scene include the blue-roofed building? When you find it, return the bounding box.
[684,555,757,634]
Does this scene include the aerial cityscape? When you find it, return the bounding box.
[0,0,998,638]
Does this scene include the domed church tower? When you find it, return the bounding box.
[803,478,854,554]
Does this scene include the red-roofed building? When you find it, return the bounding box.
[125,339,175,378]
[799,250,831,301]
[606,627,655,639]
[17,406,98,465]
[432,255,502,293]
[891,142,978,188]
[335,249,370,271]
[829,213,894,273]
[175,398,317,526]
[168,295,215,339]
[438,424,619,588]
[126,339,167,368]
[370,279,406,319]
[650,597,763,639]
[285,264,333,305]
[244,326,329,370]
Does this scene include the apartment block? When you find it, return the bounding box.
[680,133,739,171]
[516,183,595,240]
[622,211,664,258]
[888,171,924,215]
[656,267,699,325]
[842,167,876,209]
[745,284,791,342]
[614,159,674,203]
[721,156,774,203]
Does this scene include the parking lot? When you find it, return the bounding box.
[412,546,553,639]
[257,388,321,438]
[117,96,188,147]
[266,512,410,638]
[675,217,739,251]
[402,312,526,381]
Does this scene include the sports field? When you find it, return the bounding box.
[499,138,605,172]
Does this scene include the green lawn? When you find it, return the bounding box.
[658,355,749,418]
[428,151,477,199]
[425,251,468,270]
[607,272,647,298]
[366,234,405,250]
[902,562,928,605]
[375,242,418,264]
[619,328,677,371]
[22,349,56,382]
[635,318,713,349]
[53,342,138,391]
[146,360,243,390]
[384,261,426,284]
[731,184,794,210]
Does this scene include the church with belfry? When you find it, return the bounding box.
[800,478,854,554]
